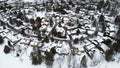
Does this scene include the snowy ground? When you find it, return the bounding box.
[1,43,120,68]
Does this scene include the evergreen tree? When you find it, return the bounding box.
[61,18,64,23]
[36,17,41,22]
[45,47,56,66]
[50,17,53,27]
[76,29,80,35]
[45,51,54,66]
[58,22,62,27]
[50,47,56,55]
[99,14,105,22]
[101,22,106,32]
[68,0,75,7]
[35,17,41,28]
[75,7,80,13]
[52,27,57,36]
[80,55,87,68]
[99,14,106,32]
[30,47,43,65]
[38,32,42,41]
[43,36,49,43]
[97,0,105,12]
[0,35,3,44]
[102,39,112,47]
[105,49,114,61]
[29,18,35,24]
[57,32,62,38]
[92,19,97,27]
[73,38,79,44]
[20,28,26,36]
[50,37,55,42]
[116,29,120,40]
[17,20,23,27]
[4,45,11,54]
[8,41,12,47]
[9,17,14,25]
[110,8,118,17]
[114,15,120,25]
[77,23,82,28]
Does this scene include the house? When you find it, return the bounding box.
[7,0,24,8]
[0,0,6,6]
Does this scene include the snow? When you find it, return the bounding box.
[23,0,34,2]
[0,38,120,68]
[0,46,47,68]
[35,12,46,18]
